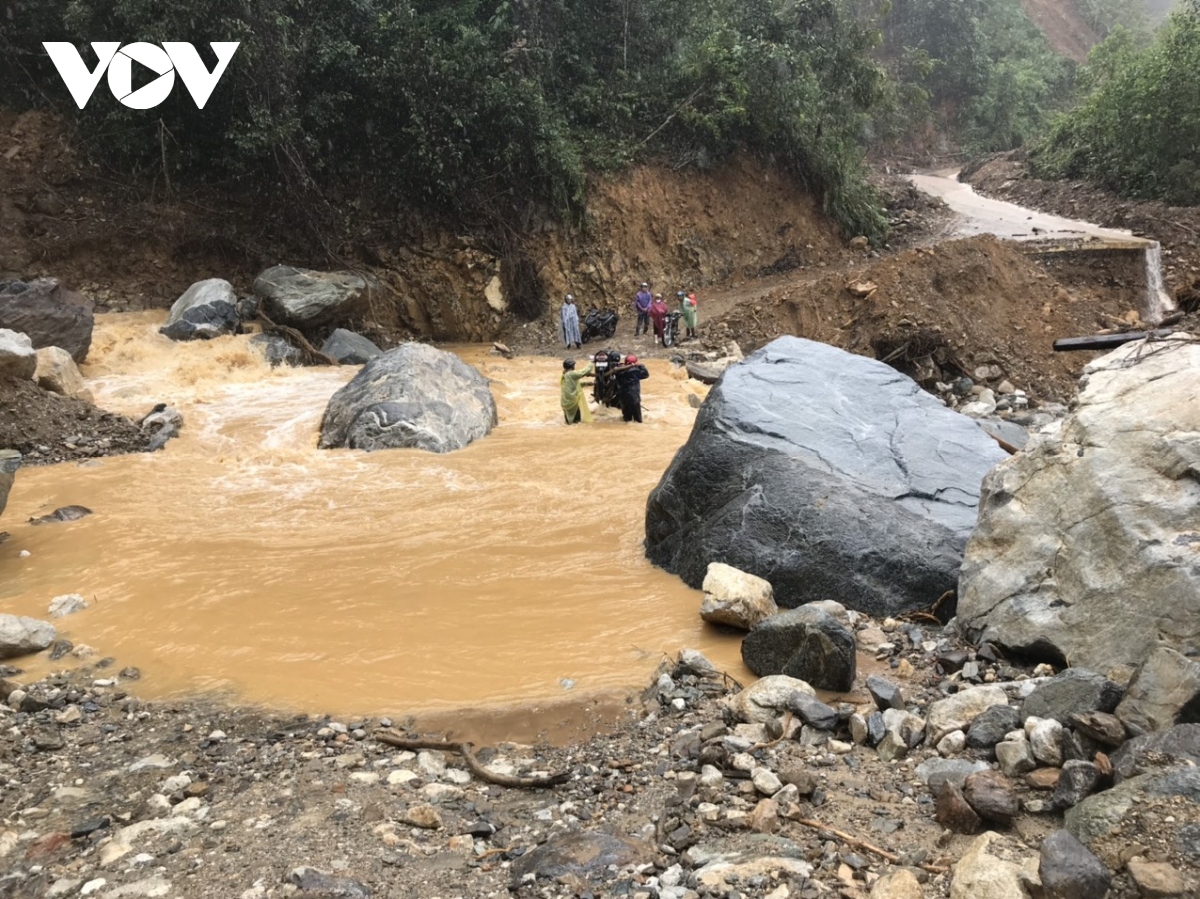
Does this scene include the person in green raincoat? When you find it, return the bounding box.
[560,358,595,425]
[678,290,698,340]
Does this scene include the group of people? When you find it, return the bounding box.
[555,278,700,426]
[559,282,700,349]
[560,355,649,425]
[633,282,699,343]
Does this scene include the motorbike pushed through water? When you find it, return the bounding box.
[591,349,627,409]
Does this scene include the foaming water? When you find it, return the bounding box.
[1,313,743,735]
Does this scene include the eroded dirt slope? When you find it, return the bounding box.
[707,235,1142,404]
[1020,0,1101,62]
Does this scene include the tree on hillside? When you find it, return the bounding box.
[1032,0,1200,203]
[0,0,890,240]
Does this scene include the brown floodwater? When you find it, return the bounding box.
[0,313,751,740]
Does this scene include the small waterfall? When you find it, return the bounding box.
[1145,242,1176,324]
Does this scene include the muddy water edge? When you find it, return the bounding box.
[0,312,749,743]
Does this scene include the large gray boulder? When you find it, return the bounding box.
[160,279,240,341]
[0,329,37,380]
[0,278,94,362]
[0,614,56,660]
[254,265,366,330]
[0,450,19,518]
[959,336,1200,672]
[645,337,1007,616]
[321,328,382,365]
[319,343,497,454]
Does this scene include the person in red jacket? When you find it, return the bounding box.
[649,293,669,344]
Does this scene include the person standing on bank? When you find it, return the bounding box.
[679,289,698,340]
[649,293,669,344]
[612,354,650,423]
[560,294,582,349]
[633,282,653,337]
[560,358,595,425]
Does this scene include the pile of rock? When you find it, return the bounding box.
[158,270,384,368]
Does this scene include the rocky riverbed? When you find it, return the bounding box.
[2,603,1196,899]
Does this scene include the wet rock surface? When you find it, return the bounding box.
[159,279,240,341]
[319,343,498,453]
[645,336,1007,618]
[0,277,94,362]
[960,336,1200,671]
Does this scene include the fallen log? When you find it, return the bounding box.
[374,732,571,788]
[1052,329,1174,352]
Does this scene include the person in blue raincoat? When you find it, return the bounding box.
[560,294,582,349]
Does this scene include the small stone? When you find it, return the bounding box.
[1051,761,1101,811]
[387,770,418,786]
[866,675,905,711]
[996,739,1037,777]
[399,804,443,829]
[752,768,783,795]
[849,713,869,745]
[1069,711,1127,748]
[749,798,779,834]
[966,704,1022,749]
[788,691,839,730]
[935,782,981,834]
[867,711,886,746]
[963,770,1019,824]
[417,750,446,776]
[938,730,967,756]
[916,758,989,793]
[876,730,909,762]
[1027,769,1061,791]
[869,868,923,899]
[699,765,724,788]
[1127,859,1186,898]
[1038,830,1112,899]
[1030,718,1065,767]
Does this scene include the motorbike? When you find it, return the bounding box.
[581,308,618,343]
[660,311,682,348]
[591,349,624,409]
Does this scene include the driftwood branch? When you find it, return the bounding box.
[374,733,571,789]
[256,310,338,366]
[794,818,949,875]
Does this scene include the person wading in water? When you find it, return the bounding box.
[560,358,595,425]
[611,354,650,423]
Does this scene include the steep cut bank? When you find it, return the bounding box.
[0,110,849,346]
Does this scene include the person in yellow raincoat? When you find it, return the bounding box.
[560,358,595,425]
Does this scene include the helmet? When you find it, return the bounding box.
[625,355,637,364]
[654,293,662,299]
[565,293,575,302]
[677,291,686,298]
[563,359,576,371]
[641,282,649,288]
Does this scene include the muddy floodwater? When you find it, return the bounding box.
[0,313,749,738]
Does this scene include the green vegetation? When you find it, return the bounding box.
[1,0,889,239]
[1033,0,1200,204]
[872,0,1074,154]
